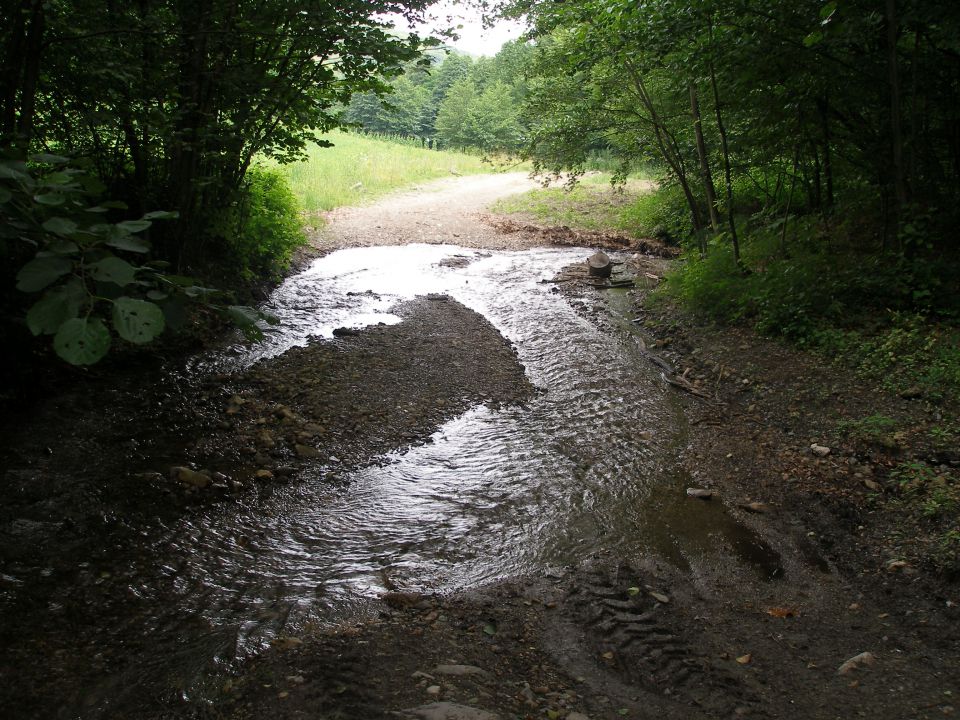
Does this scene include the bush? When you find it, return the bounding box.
[618,183,693,245]
[212,167,305,281]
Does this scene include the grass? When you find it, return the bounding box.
[490,174,656,235]
[275,130,503,214]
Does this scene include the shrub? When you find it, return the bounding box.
[618,183,693,245]
[212,167,305,281]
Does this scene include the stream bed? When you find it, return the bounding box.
[1,244,781,718]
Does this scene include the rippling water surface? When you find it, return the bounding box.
[8,244,783,715]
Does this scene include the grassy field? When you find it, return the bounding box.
[274,131,503,214]
[491,173,656,236]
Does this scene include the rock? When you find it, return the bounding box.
[736,653,752,665]
[886,559,909,572]
[899,386,923,399]
[649,591,670,604]
[837,651,876,675]
[170,466,211,489]
[566,714,591,720]
[426,685,442,696]
[255,469,274,481]
[810,444,831,457]
[332,326,361,337]
[398,702,501,720]
[434,665,489,677]
[740,501,772,514]
[686,488,713,500]
[863,478,880,491]
[295,444,322,459]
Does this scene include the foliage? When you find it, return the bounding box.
[617,184,693,245]
[345,41,533,152]
[211,167,305,282]
[1,154,276,365]
[2,0,437,269]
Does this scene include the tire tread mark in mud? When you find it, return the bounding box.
[565,563,757,716]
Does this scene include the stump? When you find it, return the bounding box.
[587,251,612,278]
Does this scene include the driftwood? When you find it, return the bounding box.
[635,336,711,399]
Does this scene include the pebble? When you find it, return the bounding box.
[566,714,591,720]
[686,488,713,500]
[169,466,211,489]
[426,685,442,696]
[810,444,831,457]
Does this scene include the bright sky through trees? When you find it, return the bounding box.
[395,1,525,56]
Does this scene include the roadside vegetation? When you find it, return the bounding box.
[277,130,496,214]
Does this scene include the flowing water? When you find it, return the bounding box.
[3,244,783,716]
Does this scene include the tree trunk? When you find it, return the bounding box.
[624,59,703,235]
[707,26,740,265]
[689,81,720,238]
[886,0,908,249]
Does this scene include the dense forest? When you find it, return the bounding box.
[2,0,959,374]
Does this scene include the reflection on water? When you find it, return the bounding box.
[6,244,789,716]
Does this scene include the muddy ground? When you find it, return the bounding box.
[1,173,957,719]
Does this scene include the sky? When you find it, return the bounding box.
[395,1,527,57]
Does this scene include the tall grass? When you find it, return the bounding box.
[276,130,496,213]
[491,174,655,234]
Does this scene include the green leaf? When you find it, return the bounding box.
[112,297,165,344]
[100,200,128,210]
[820,1,837,20]
[26,280,86,335]
[482,623,497,636]
[42,217,79,236]
[803,30,823,47]
[0,187,12,204]
[29,153,70,165]
[0,162,29,180]
[53,317,111,365]
[48,238,80,255]
[16,255,74,292]
[117,219,152,233]
[142,210,179,220]
[34,192,66,206]
[105,234,150,253]
[89,256,138,286]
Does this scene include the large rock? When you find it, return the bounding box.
[587,251,612,278]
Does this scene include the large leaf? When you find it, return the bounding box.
[0,187,11,204]
[26,281,86,335]
[117,219,152,233]
[112,297,165,344]
[53,317,111,365]
[16,256,74,292]
[42,217,79,236]
[33,193,66,206]
[225,305,265,341]
[88,256,138,286]
[105,234,151,253]
[142,210,179,220]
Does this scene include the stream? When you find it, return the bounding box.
[2,244,782,717]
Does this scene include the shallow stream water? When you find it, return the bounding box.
[5,244,782,716]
